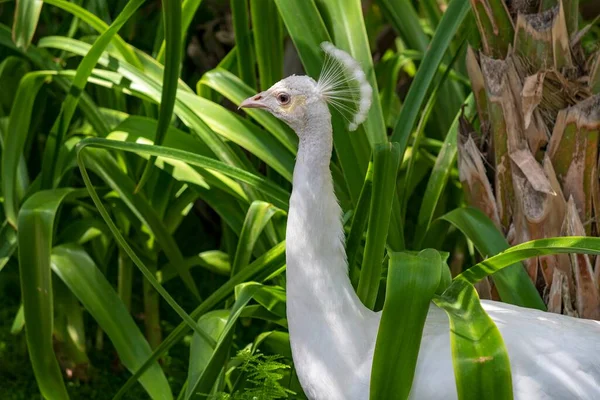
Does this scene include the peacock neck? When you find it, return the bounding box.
[285,111,369,319]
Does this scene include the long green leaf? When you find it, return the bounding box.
[414,94,475,247]
[371,249,442,399]
[390,0,469,150]
[77,138,289,209]
[2,72,46,227]
[231,201,280,276]
[439,207,545,310]
[357,143,401,309]
[250,0,283,90]
[458,237,600,285]
[18,188,86,400]
[157,0,204,64]
[12,0,43,49]
[231,0,256,88]
[434,279,512,400]
[51,245,173,400]
[136,0,182,191]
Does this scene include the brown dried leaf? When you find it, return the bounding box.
[521,72,545,129]
[562,196,600,319]
[509,148,555,195]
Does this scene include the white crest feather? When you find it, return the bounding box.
[316,42,372,131]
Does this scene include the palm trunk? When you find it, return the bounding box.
[460,0,600,318]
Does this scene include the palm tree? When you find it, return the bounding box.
[458,0,600,318]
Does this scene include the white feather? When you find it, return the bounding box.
[316,42,373,131]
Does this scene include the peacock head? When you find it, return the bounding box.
[239,75,324,132]
[240,42,372,133]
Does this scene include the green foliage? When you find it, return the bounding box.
[1,1,599,399]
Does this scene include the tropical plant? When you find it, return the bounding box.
[0,0,598,399]
[459,0,600,318]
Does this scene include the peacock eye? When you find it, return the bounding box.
[277,93,290,105]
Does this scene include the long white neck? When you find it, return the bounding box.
[285,106,377,399]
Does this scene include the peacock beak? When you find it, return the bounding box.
[239,93,267,109]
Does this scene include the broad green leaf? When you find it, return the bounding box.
[12,0,43,49]
[357,143,401,309]
[371,250,442,400]
[113,241,286,399]
[160,251,231,283]
[185,310,229,400]
[18,189,86,400]
[434,279,512,400]
[51,244,172,400]
[185,282,263,399]
[439,207,545,310]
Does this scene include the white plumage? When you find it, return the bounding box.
[240,43,600,400]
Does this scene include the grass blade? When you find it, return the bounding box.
[51,244,173,400]
[370,249,442,399]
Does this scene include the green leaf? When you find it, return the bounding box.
[250,0,283,90]
[113,241,286,399]
[51,245,173,400]
[414,94,475,247]
[231,0,256,88]
[157,0,204,64]
[434,279,513,400]
[0,221,17,272]
[390,0,470,149]
[357,143,401,309]
[458,236,600,285]
[185,310,229,400]
[42,0,141,67]
[18,188,86,400]
[2,72,46,227]
[232,201,280,276]
[136,0,182,191]
[371,249,442,400]
[77,138,289,209]
[12,0,43,49]
[439,207,545,310]
[185,283,263,399]
[40,0,146,188]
